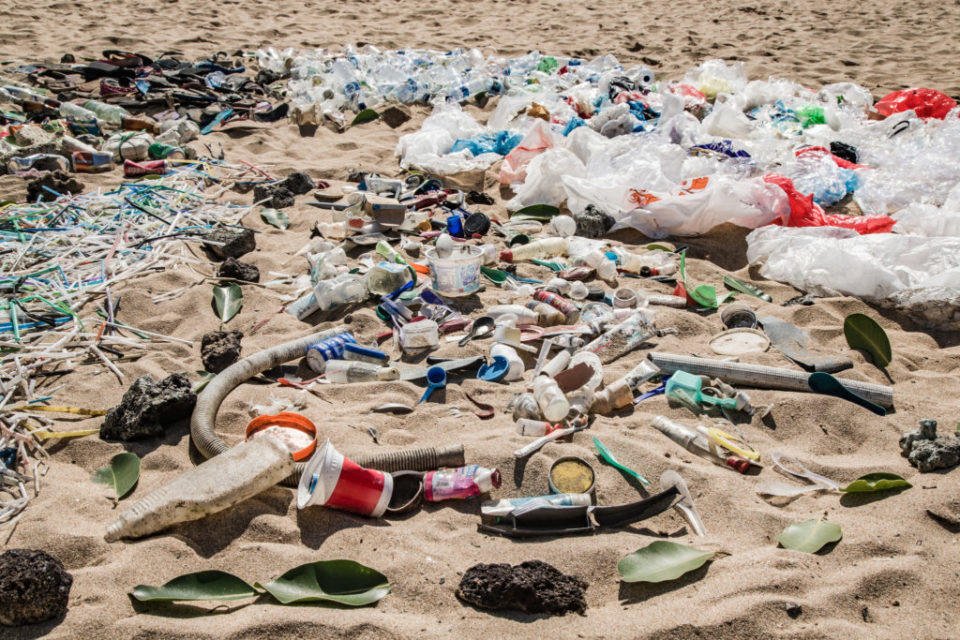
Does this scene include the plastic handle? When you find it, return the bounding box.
[513,426,574,458]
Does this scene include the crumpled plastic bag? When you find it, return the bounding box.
[747,225,960,329]
[451,130,523,156]
[506,147,586,211]
[499,119,559,185]
[396,103,500,174]
[764,174,895,233]
[875,88,958,120]
[701,101,755,138]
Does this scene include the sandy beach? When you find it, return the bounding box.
[1,1,959,639]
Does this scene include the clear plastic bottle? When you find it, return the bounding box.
[59,101,99,121]
[82,100,130,126]
[487,305,539,325]
[526,301,565,327]
[499,237,567,262]
[365,261,413,296]
[533,375,570,423]
[315,273,368,310]
[515,419,561,436]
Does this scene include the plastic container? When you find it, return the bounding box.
[365,261,413,296]
[549,457,596,494]
[245,413,318,461]
[298,439,393,517]
[425,245,483,297]
[533,375,570,422]
[59,102,98,121]
[487,305,539,325]
[515,419,562,437]
[305,332,357,373]
[541,349,572,378]
[401,319,439,350]
[510,392,541,420]
[526,301,565,327]
[490,343,524,381]
[590,379,634,414]
[104,435,294,541]
[533,290,579,323]
[499,237,568,262]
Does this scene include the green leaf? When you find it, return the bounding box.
[511,204,560,221]
[92,452,140,501]
[260,208,289,230]
[351,109,380,125]
[841,473,912,493]
[194,370,217,393]
[213,283,243,324]
[132,570,258,602]
[776,518,842,553]
[723,275,772,302]
[843,313,891,368]
[255,560,390,606]
[617,541,715,583]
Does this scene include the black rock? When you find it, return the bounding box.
[204,226,256,259]
[380,105,412,129]
[201,330,243,374]
[253,183,295,209]
[900,419,960,472]
[785,603,803,619]
[456,560,587,616]
[217,257,260,283]
[574,205,615,239]
[466,190,494,206]
[280,171,315,195]
[100,374,196,441]
[60,53,76,63]
[0,549,73,626]
[27,171,83,203]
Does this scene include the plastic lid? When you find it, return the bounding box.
[464,212,491,236]
[708,328,770,356]
[477,355,510,382]
[499,250,513,262]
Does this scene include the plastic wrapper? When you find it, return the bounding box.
[747,225,960,329]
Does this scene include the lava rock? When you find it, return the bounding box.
[27,171,83,203]
[204,226,256,259]
[217,257,260,283]
[0,549,73,626]
[900,419,960,472]
[574,205,615,239]
[201,330,243,373]
[100,374,196,441]
[253,183,295,209]
[380,105,412,129]
[280,171,315,195]
[456,560,587,616]
[785,603,803,619]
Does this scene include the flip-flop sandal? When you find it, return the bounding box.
[100,78,137,97]
[102,50,154,68]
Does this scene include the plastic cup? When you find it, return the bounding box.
[297,439,394,517]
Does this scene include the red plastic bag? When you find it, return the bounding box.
[875,88,957,120]
[794,146,867,171]
[763,174,895,234]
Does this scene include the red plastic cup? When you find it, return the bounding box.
[297,439,393,517]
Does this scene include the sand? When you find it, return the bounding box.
[2,1,960,639]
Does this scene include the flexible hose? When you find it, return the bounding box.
[191,326,347,486]
[190,325,467,487]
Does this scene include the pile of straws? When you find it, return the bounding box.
[0,160,264,527]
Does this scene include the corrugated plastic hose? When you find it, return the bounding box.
[190,326,465,488]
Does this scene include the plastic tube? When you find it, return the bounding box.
[648,352,893,407]
[105,435,294,541]
[190,326,465,486]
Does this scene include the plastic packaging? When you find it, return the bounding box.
[581,310,658,363]
[591,379,634,414]
[481,492,591,517]
[540,349,572,378]
[487,305,539,325]
[298,439,393,517]
[424,465,501,501]
[533,375,570,422]
[510,392,542,420]
[526,301,566,327]
[105,435,294,541]
[400,319,440,350]
[425,245,483,297]
[82,100,130,125]
[287,273,368,320]
[102,132,152,162]
[365,261,413,296]
[533,290,580,323]
[515,419,563,437]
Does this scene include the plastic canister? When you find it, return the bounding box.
[401,319,439,350]
[305,332,356,373]
[425,245,483,297]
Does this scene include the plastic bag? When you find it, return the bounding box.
[701,102,754,138]
[763,174,895,233]
[450,130,522,156]
[875,88,958,120]
[747,225,960,329]
[506,148,586,211]
[395,103,500,174]
[499,119,559,185]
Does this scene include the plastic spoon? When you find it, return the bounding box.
[458,316,495,347]
[807,372,887,415]
[593,437,650,486]
[418,366,447,405]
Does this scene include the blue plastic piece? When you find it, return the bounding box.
[477,355,510,382]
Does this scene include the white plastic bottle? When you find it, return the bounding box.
[499,237,568,263]
[487,305,539,325]
[491,343,525,381]
[533,375,570,423]
[540,349,571,378]
[515,419,560,436]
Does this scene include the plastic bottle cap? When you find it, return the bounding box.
[477,355,510,382]
[464,212,491,236]
[499,250,513,262]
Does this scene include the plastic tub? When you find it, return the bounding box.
[245,413,318,462]
[425,245,483,297]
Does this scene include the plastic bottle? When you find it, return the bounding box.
[82,100,130,126]
[104,435,294,541]
[591,379,634,414]
[533,375,570,422]
[423,465,501,501]
[478,244,498,265]
[499,237,567,262]
[515,419,562,436]
[550,215,577,237]
[574,249,618,283]
[58,102,99,121]
[324,359,399,383]
[510,392,541,420]
[533,290,579,323]
[149,142,185,160]
[122,115,159,134]
[525,301,565,327]
[617,250,678,276]
[315,273,368,310]
[540,349,571,378]
[156,120,200,146]
[491,343,525,381]
[487,305,539,325]
[305,332,357,373]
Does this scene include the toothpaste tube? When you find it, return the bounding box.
[480,492,592,517]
